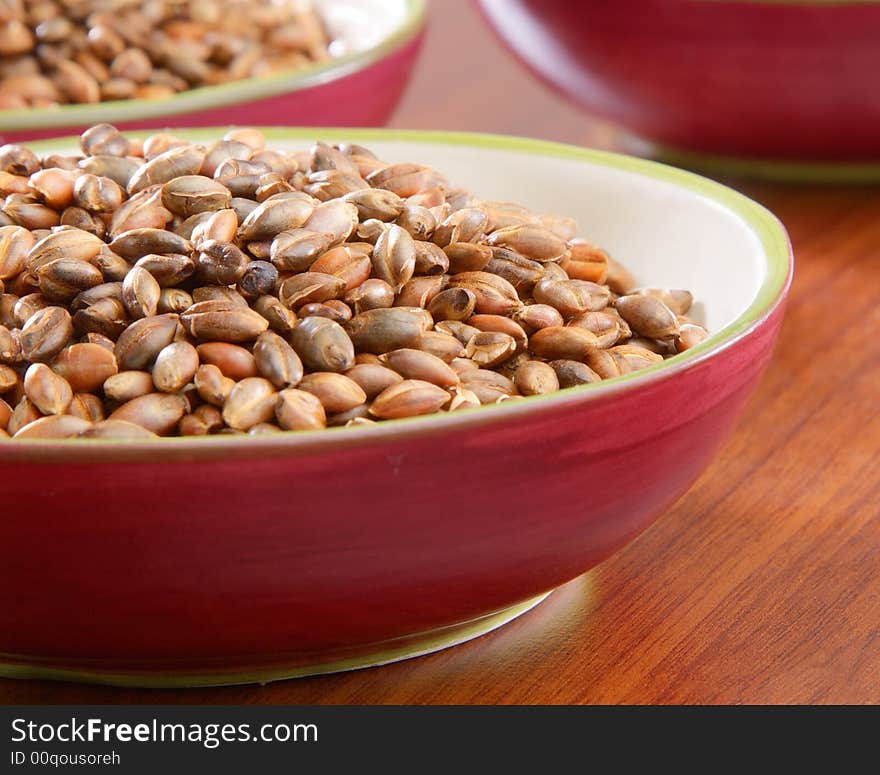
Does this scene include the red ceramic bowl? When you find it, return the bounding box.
[477,0,880,176]
[0,0,425,145]
[0,129,792,687]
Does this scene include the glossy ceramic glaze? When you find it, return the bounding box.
[477,0,880,166]
[0,0,425,145]
[0,129,792,686]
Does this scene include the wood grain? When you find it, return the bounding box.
[4,0,879,705]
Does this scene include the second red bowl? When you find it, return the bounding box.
[0,0,426,145]
[478,0,880,176]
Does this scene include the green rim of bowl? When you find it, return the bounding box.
[0,0,426,132]
[5,128,792,459]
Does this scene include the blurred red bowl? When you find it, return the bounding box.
[0,128,791,687]
[0,0,426,145]
[477,0,880,171]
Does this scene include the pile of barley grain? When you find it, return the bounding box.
[0,0,329,109]
[0,124,707,440]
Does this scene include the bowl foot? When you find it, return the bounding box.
[617,133,880,183]
[0,592,551,688]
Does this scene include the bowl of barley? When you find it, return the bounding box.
[0,126,792,686]
[0,0,425,145]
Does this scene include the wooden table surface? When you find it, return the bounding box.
[5,0,880,705]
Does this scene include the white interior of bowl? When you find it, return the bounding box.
[279,138,767,331]
[316,0,410,56]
